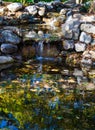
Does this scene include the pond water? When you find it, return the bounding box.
[0,25,95,130]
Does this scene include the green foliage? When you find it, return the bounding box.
[3,0,67,4]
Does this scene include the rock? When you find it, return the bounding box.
[73,68,83,77]
[62,18,80,39]
[3,26,22,37]
[1,30,21,44]
[73,13,82,19]
[18,12,30,20]
[1,43,18,54]
[7,11,15,17]
[60,8,67,15]
[79,32,92,44]
[38,30,44,38]
[62,29,73,39]
[63,40,74,50]
[38,6,46,16]
[25,5,38,15]
[0,7,7,15]
[89,51,95,60]
[84,83,95,90]
[81,54,92,65]
[81,15,95,23]
[25,31,37,39]
[80,24,95,35]
[3,18,19,25]
[49,17,63,27]
[7,3,23,12]
[75,42,86,52]
[0,56,14,64]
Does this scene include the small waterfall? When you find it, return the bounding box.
[36,41,44,73]
[37,41,44,59]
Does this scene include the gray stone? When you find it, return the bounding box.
[73,14,95,22]
[1,43,18,54]
[73,68,83,77]
[46,4,53,11]
[1,30,21,44]
[81,15,95,23]
[19,12,30,20]
[25,31,37,38]
[62,24,73,39]
[25,5,38,15]
[62,18,80,39]
[81,58,92,65]
[79,32,92,44]
[80,24,95,34]
[73,13,82,19]
[7,3,23,12]
[63,40,74,50]
[3,26,22,37]
[75,42,86,52]
[0,56,14,64]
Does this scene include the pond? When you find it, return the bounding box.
[0,24,95,130]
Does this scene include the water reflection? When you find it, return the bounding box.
[0,70,95,129]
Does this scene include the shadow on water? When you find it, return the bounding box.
[0,25,95,130]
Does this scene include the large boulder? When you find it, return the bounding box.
[1,30,21,44]
[7,3,23,12]
[1,43,18,54]
[0,56,14,64]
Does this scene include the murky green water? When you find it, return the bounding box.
[0,60,95,130]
